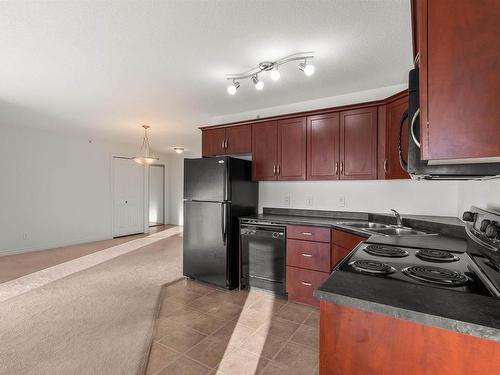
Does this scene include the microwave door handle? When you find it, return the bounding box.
[410,108,421,148]
[398,109,409,172]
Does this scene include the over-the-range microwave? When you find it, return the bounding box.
[399,69,500,180]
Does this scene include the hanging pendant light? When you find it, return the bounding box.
[133,125,159,165]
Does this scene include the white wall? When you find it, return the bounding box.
[456,179,500,215]
[166,155,186,226]
[0,125,169,255]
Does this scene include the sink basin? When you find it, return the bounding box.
[337,222,391,229]
[369,227,429,236]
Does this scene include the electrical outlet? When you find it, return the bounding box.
[284,195,291,206]
[306,196,314,207]
[338,196,346,208]
[22,233,28,240]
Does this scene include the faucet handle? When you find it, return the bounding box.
[390,209,399,215]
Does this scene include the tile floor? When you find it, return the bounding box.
[146,279,319,375]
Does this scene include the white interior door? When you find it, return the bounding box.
[149,165,165,225]
[113,157,145,237]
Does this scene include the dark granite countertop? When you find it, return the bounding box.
[240,207,499,341]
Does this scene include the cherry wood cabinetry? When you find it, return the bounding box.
[307,113,340,180]
[331,229,367,268]
[414,0,500,160]
[202,128,226,156]
[286,225,330,307]
[251,121,278,181]
[378,93,410,179]
[339,107,378,180]
[201,125,251,157]
[277,118,307,181]
[320,301,500,375]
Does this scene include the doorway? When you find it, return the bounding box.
[112,157,145,237]
[149,164,165,227]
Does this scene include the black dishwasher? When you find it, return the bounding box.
[240,221,286,295]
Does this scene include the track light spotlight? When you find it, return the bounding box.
[227,80,240,95]
[270,67,280,81]
[299,59,315,76]
[252,75,264,90]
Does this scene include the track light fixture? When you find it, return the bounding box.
[225,51,315,94]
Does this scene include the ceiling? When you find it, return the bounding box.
[0,1,413,154]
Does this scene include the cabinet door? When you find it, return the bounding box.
[419,0,500,160]
[307,113,340,180]
[252,121,278,181]
[384,96,410,179]
[277,117,306,181]
[202,128,226,156]
[225,124,251,155]
[339,107,378,180]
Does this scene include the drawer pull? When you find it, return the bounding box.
[301,253,313,257]
[301,232,313,236]
[301,281,312,286]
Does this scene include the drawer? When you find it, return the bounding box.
[331,244,352,269]
[287,239,330,272]
[286,266,329,307]
[287,225,330,243]
[331,229,367,250]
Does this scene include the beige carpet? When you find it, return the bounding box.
[0,229,183,375]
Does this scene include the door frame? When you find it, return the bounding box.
[148,164,166,226]
[110,155,149,238]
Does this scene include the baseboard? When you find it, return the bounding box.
[0,234,113,257]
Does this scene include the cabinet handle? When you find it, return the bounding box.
[384,159,388,173]
[301,253,313,257]
[225,139,228,149]
[301,232,313,236]
[277,164,280,175]
[273,165,276,174]
[335,162,339,175]
[301,281,312,286]
[340,162,344,174]
[221,140,225,149]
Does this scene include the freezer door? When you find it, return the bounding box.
[184,157,228,201]
[183,201,230,288]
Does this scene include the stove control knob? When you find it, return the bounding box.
[462,211,476,222]
[480,219,491,232]
[486,223,499,239]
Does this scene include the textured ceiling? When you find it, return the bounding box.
[0,0,413,154]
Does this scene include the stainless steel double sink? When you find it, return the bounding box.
[335,221,435,236]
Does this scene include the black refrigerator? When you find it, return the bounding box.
[183,156,258,289]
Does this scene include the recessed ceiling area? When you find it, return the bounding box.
[0,0,413,154]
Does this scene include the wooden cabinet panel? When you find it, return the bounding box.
[202,128,226,156]
[379,96,410,180]
[287,225,331,243]
[331,229,367,250]
[286,239,330,272]
[331,245,352,269]
[419,0,500,160]
[225,125,251,155]
[277,118,307,181]
[307,113,340,180]
[286,267,329,307]
[320,301,500,375]
[339,107,378,180]
[251,121,278,181]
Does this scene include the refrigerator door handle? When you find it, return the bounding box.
[221,202,227,245]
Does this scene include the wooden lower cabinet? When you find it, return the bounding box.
[286,267,329,307]
[287,239,330,272]
[320,301,500,375]
[331,229,367,252]
[331,245,351,267]
[287,225,331,243]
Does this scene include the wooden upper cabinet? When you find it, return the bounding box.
[379,95,410,179]
[277,118,306,181]
[202,128,226,156]
[307,113,340,180]
[252,121,278,181]
[339,107,378,180]
[201,125,251,157]
[417,0,500,160]
[225,125,251,155]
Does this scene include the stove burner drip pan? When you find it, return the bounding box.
[349,260,396,275]
[403,265,470,286]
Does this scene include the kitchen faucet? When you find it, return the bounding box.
[390,209,403,227]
